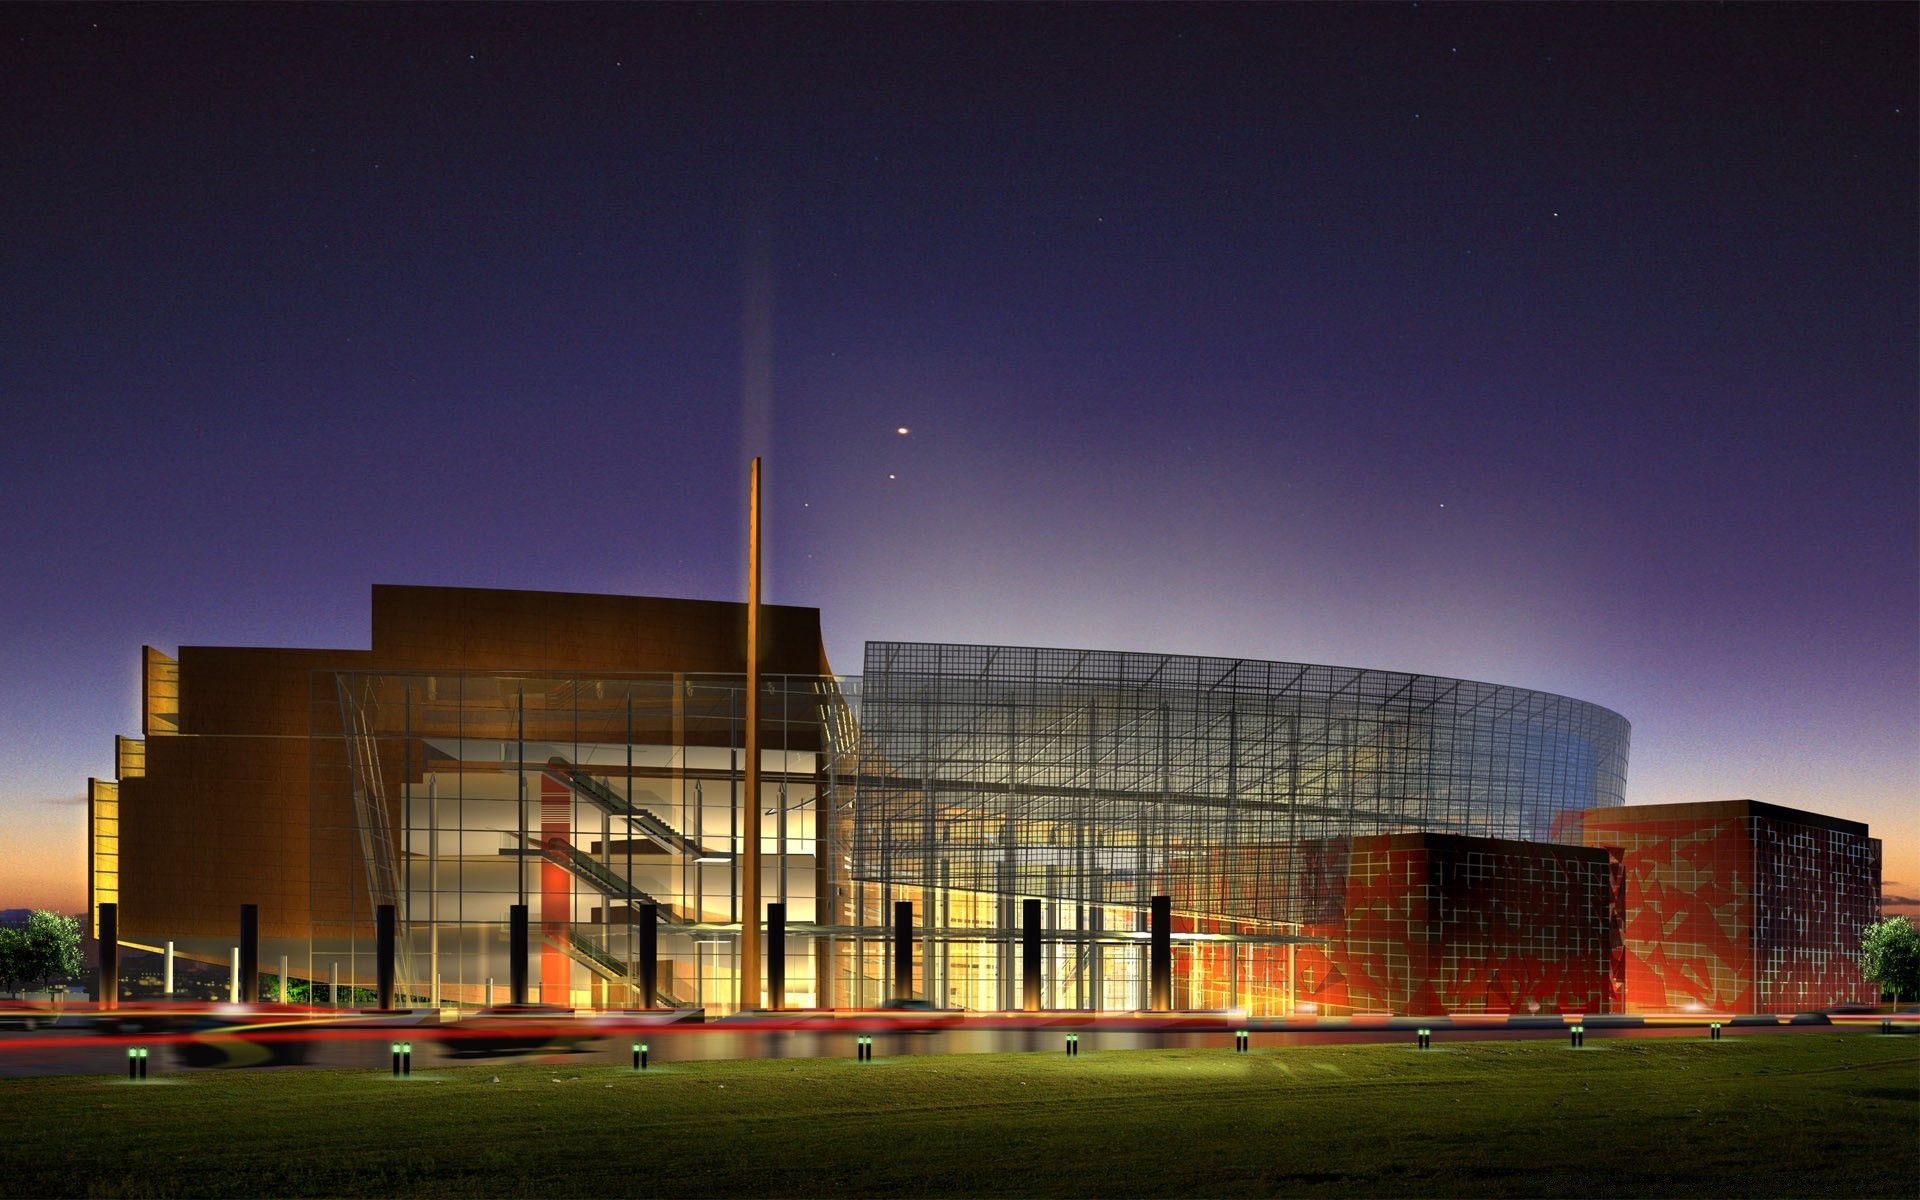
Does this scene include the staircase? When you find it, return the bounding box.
[541,756,720,860]
[505,834,690,924]
[546,929,690,1008]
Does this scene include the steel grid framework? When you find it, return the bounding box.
[852,642,1631,929]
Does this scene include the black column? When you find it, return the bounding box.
[767,902,786,1012]
[509,903,529,1006]
[375,904,395,1010]
[637,903,658,1009]
[98,903,119,1011]
[1022,898,1043,1012]
[892,900,913,1001]
[239,904,260,1005]
[1149,895,1171,1011]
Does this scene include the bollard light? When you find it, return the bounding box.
[391,1041,401,1077]
[402,1041,412,1076]
[128,1047,138,1080]
[139,1046,149,1079]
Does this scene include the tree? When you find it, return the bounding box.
[0,924,25,998]
[1859,915,1920,1004]
[20,911,83,1000]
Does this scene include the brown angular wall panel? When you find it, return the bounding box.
[105,585,827,947]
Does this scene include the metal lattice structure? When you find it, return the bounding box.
[852,643,1631,929]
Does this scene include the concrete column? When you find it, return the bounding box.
[892,901,913,1001]
[1228,941,1239,1011]
[376,903,396,1010]
[163,941,174,998]
[279,954,289,1004]
[1022,898,1043,1012]
[638,903,658,1009]
[767,902,786,1011]
[1150,895,1172,1012]
[509,903,529,1005]
[238,904,259,1005]
[97,903,119,1011]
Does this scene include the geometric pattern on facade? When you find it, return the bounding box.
[1290,833,1624,1014]
[1559,800,1882,1011]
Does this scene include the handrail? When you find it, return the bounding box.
[542,756,723,860]
[505,833,691,925]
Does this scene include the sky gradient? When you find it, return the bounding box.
[2,4,1914,912]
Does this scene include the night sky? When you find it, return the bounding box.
[3,4,1914,911]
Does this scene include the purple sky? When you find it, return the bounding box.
[3,4,1914,910]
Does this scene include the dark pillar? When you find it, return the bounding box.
[1149,895,1171,1012]
[375,904,395,1010]
[637,903,658,1009]
[239,904,259,1005]
[892,900,913,1001]
[767,902,786,1012]
[98,903,119,1011]
[509,903,529,1006]
[1022,898,1043,1013]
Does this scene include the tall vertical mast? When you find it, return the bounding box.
[740,457,763,1010]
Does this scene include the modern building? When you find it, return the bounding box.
[86,584,1879,1015]
[849,640,1629,1013]
[1292,833,1621,1015]
[1555,800,1882,1011]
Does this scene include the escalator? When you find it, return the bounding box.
[505,834,691,923]
[541,756,721,860]
[545,929,690,1009]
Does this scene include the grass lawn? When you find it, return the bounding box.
[2,1034,1914,1197]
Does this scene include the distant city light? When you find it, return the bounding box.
[896,426,910,435]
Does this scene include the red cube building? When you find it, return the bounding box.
[1557,800,1881,1012]
[1293,833,1622,1015]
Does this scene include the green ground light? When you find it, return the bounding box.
[1,1036,1913,1197]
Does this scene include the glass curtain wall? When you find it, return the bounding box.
[307,646,1628,1017]
[310,671,853,1014]
[850,643,1631,1016]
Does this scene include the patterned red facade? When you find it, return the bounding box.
[1291,833,1621,1015]
[1561,800,1881,1011]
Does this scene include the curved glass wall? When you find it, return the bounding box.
[850,643,1629,1012]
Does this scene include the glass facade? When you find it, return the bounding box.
[302,643,1632,1016]
[850,642,1631,1014]
[311,671,853,1012]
